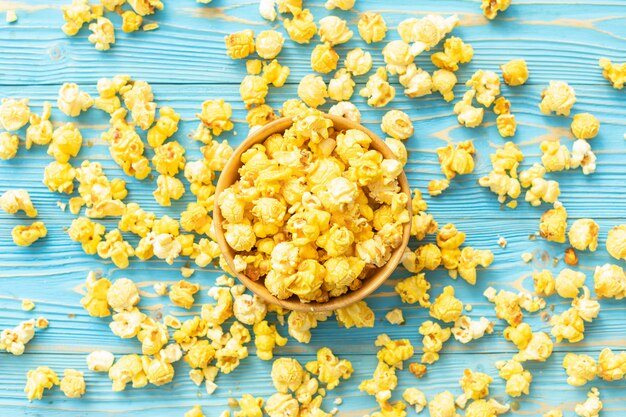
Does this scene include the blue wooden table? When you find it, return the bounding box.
[0,0,625,415]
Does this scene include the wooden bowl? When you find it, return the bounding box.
[213,114,412,312]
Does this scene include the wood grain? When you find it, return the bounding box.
[0,0,625,416]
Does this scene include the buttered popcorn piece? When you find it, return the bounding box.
[326,0,354,10]
[597,348,626,381]
[358,12,387,43]
[0,190,37,217]
[428,179,449,196]
[318,16,353,46]
[385,308,405,325]
[519,163,560,206]
[306,347,353,389]
[539,203,568,243]
[12,222,47,246]
[61,0,100,36]
[568,219,599,251]
[240,75,269,109]
[607,224,626,260]
[48,122,83,163]
[225,29,255,59]
[375,334,414,367]
[465,399,510,417]
[563,353,597,386]
[108,354,148,391]
[555,268,586,298]
[403,387,427,413]
[0,132,19,160]
[25,366,59,401]
[107,277,139,312]
[382,40,414,75]
[310,43,339,74]
[550,307,585,343]
[398,15,459,56]
[466,70,500,107]
[169,280,200,309]
[287,311,330,343]
[335,301,375,328]
[284,8,316,44]
[594,264,626,299]
[571,113,600,140]
[496,359,532,397]
[452,316,493,344]
[60,369,86,398]
[437,140,475,179]
[271,357,305,393]
[399,64,434,98]
[96,229,134,268]
[419,320,451,364]
[153,174,185,206]
[599,58,626,89]
[261,60,291,88]
[571,139,597,175]
[88,17,115,50]
[431,69,457,102]
[454,90,484,127]
[344,48,373,76]
[253,321,287,360]
[327,69,354,101]
[57,83,93,118]
[575,388,603,417]
[431,37,473,72]
[457,368,492,408]
[430,286,463,323]
[428,391,457,417]
[86,350,115,372]
[381,110,414,140]
[501,59,529,86]
[359,361,397,401]
[298,74,327,107]
[197,99,233,137]
[539,81,576,116]
[533,269,556,296]
[395,273,431,307]
[329,101,361,123]
[360,67,396,107]
[256,30,284,60]
[0,319,37,355]
[26,101,53,149]
[0,98,30,132]
[482,0,511,19]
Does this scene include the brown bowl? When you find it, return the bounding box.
[213,114,412,312]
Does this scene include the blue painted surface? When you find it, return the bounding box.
[0,0,625,416]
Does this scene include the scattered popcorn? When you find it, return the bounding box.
[358,12,387,43]
[395,273,431,307]
[60,369,86,398]
[428,391,457,417]
[545,410,564,417]
[0,190,37,217]
[298,74,328,108]
[0,132,19,160]
[57,83,93,117]
[86,350,115,372]
[550,307,585,343]
[225,30,255,59]
[501,59,529,86]
[399,64,434,98]
[185,406,206,417]
[344,48,373,76]
[336,301,375,328]
[606,224,626,260]
[597,348,626,381]
[481,0,511,19]
[398,15,459,56]
[403,388,427,413]
[496,359,531,397]
[593,264,626,299]
[256,30,284,60]
[555,268,585,298]
[539,81,576,116]
[432,69,456,102]
[533,269,556,296]
[385,308,405,325]
[454,90,484,127]
[381,110,414,140]
[121,10,143,32]
[431,37,473,72]
[25,366,59,401]
[0,319,36,355]
[329,101,361,122]
[12,222,47,246]
[360,68,396,107]
[575,388,602,417]
[419,320,451,364]
[96,229,134,269]
[382,40,414,75]
[284,9,316,44]
[26,102,53,149]
[430,286,463,323]
[571,139,597,175]
[571,113,600,140]
[563,353,597,386]
[539,203,568,243]
[318,16,353,46]
[599,58,626,89]
[452,316,493,344]
[428,179,449,196]
[88,17,115,50]
[359,361,397,401]
[466,70,501,107]
[437,140,475,179]
[306,347,353,389]
[311,43,339,74]
[271,357,305,393]
[0,98,30,131]
[456,368,492,408]
[325,0,354,10]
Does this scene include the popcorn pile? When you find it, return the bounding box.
[217,110,410,303]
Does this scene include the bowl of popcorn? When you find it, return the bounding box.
[214,110,412,312]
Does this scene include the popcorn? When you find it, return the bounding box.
[121,10,142,32]
[358,12,387,43]
[225,30,255,59]
[61,0,98,35]
[60,369,86,398]
[545,411,563,417]
[457,368,492,408]
[329,101,361,123]
[395,273,431,307]
[344,48,373,76]
[571,139,597,175]
[271,358,305,393]
[88,17,115,50]
[287,311,330,343]
[306,347,353,389]
[597,348,626,381]
[256,30,284,60]
[572,286,600,322]
[185,406,207,417]
[466,70,501,107]
[325,0,354,10]
[359,361,397,401]
[26,102,53,149]
[381,110,414,140]
[496,360,531,397]
[550,308,585,343]
[452,316,493,344]
[0,134,19,164]
[505,324,553,362]
[599,58,626,89]
[259,0,277,20]
[482,0,511,19]
[0,319,36,355]
[437,140,475,179]
[310,43,339,74]
[153,175,185,206]
[593,264,626,299]
[454,90,484,127]
[101,110,151,179]
[539,203,568,243]
[12,222,47,246]
[501,59,529,86]
[555,268,585,298]
[519,163,560,206]
[128,0,163,16]
[107,278,139,312]
[147,106,180,147]
[0,98,30,131]
[403,388,427,413]
[235,394,264,417]
[566,218,599,251]
[233,294,267,325]
[96,229,134,268]
[465,399,509,417]
[24,366,59,401]
[335,301,375,328]
[108,354,148,391]
[0,190,37,217]
[533,270,556,296]
[430,286,463,323]
[298,74,328,107]
[539,81,576,116]
[563,353,597,386]
[265,393,299,417]
[375,334,414,367]
[419,320,451,364]
[575,388,602,417]
[48,122,83,163]
[360,68,396,107]
[86,350,115,372]
[382,40,414,75]
[607,224,626,260]
[496,114,517,137]
[318,16,353,46]
[328,69,355,101]
[432,69,457,102]
[169,280,200,309]
[428,391,457,417]
[138,318,169,355]
[398,15,459,56]
[240,75,269,109]
[399,64,434,98]
[571,113,600,140]
[197,99,233,137]
[284,9,316,44]
[385,138,407,166]
[253,321,287,360]
[431,37,473,72]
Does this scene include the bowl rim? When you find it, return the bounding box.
[213,113,412,312]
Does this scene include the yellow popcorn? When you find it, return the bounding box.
[246,105,277,130]
[533,269,556,296]
[575,388,602,417]
[25,102,53,149]
[168,280,199,309]
[297,74,328,108]
[457,369,492,408]
[287,311,330,343]
[419,320,451,364]
[86,350,115,372]
[555,268,586,298]
[428,391,457,417]
[436,223,465,270]
[88,17,115,50]
[325,0,354,10]
[539,81,576,116]
[0,98,30,132]
[395,273,431,307]
[120,80,157,130]
[436,140,475,180]
[96,229,134,269]
[138,317,169,356]
[264,393,299,417]
[110,307,145,338]
[232,293,267,325]
[68,217,105,255]
[59,369,86,398]
[571,113,600,140]
[318,16,353,46]
[262,60,290,88]
[357,12,387,44]
[482,0,511,19]
[403,388,427,413]
[539,203,568,243]
[25,366,59,401]
[428,69,456,102]
[454,90,484,127]
[225,29,255,59]
[256,30,284,60]
[327,69,355,102]
[253,321,287,360]
[431,37,473,72]
[452,316,493,344]
[563,353,597,386]
[384,137,407,166]
[247,59,263,75]
[101,113,151,179]
[465,399,509,417]
[284,9,316,44]
[483,287,522,326]
[146,106,180,147]
[127,0,163,16]
[544,411,563,417]
[106,277,139,312]
[310,43,339,74]
[519,164,560,206]
[360,67,396,107]
[593,264,626,299]
[500,59,529,86]
[402,244,441,273]
[118,203,154,237]
[458,247,494,285]
[184,340,215,369]
[12,222,47,246]
[496,114,517,138]
[397,64,432,98]
[80,272,111,317]
[567,218,599,251]
[185,406,206,417]
[399,15,459,55]
[506,325,553,362]
[430,286,463,323]
[382,40,414,75]
[335,300,375,328]
[94,75,126,114]
[120,10,142,32]
[0,319,36,355]
[496,360,531,397]
[466,70,501,107]
[607,224,626,260]
[152,141,185,176]
[597,348,626,381]
[240,75,269,109]
[571,139,597,175]
[381,110,413,140]
[572,286,600,323]
[57,83,93,117]
[235,394,264,417]
[21,300,34,312]
[0,190,37,217]
[540,140,571,172]
[359,361,397,401]
[550,308,585,343]
[48,122,82,163]
[153,174,185,206]
[0,132,19,160]
[375,334,414,367]
[344,48,373,76]
[306,347,353,390]
[108,354,148,391]
[271,358,305,393]
[599,58,626,89]
[61,0,98,36]
[197,99,233,137]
